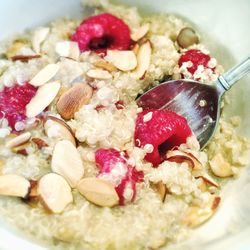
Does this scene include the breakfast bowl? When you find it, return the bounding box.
[0,0,249,249]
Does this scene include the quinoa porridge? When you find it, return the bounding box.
[0,1,249,249]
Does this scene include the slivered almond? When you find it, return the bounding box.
[0,174,30,198]
[182,195,221,228]
[93,60,117,72]
[44,116,76,146]
[166,150,202,170]
[38,173,73,213]
[209,153,233,177]
[30,64,59,87]
[6,132,31,148]
[56,83,93,120]
[132,41,152,79]
[55,41,80,61]
[104,50,137,71]
[26,81,61,118]
[31,27,50,54]
[131,24,149,42]
[51,140,84,188]
[77,177,119,207]
[87,69,112,80]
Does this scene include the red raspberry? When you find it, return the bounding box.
[134,109,192,166]
[178,49,214,75]
[95,148,143,205]
[0,83,37,130]
[71,13,131,54]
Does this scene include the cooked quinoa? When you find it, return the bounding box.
[0,1,249,250]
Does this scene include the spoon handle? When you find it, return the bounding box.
[216,55,250,94]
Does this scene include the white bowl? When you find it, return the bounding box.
[0,0,250,249]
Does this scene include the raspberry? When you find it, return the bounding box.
[178,49,213,75]
[0,83,37,130]
[95,148,143,205]
[134,109,192,166]
[71,13,131,54]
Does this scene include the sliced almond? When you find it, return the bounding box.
[104,50,137,71]
[182,195,221,228]
[55,41,80,61]
[209,153,233,178]
[38,173,73,213]
[0,174,30,198]
[51,140,84,188]
[166,150,202,170]
[93,60,117,72]
[30,64,59,87]
[31,138,48,149]
[11,55,41,62]
[6,132,31,148]
[77,177,119,207]
[198,173,219,188]
[87,69,112,80]
[132,41,152,79]
[31,27,50,54]
[26,81,61,118]
[11,142,30,156]
[131,24,149,42]
[28,180,38,197]
[44,116,76,146]
[56,83,93,120]
[132,43,140,55]
[154,181,167,202]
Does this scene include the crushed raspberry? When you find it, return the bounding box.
[178,49,214,75]
[95,148,143,205]
[71,13,131,54]
[134,109,192,166]
[0,83,37,130]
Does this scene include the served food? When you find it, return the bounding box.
[0,0,249,249]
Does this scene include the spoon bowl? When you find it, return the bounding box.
[137,56,250,148]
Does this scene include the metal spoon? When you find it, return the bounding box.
[137,56,250,149]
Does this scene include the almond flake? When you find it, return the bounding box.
[26,81,61,118]
[93,60,117,72]
[131,24,149,42]
[87,69,112,80]
[209,153,233,177]
[51,140,84,188]
[0,174,30,198]
[198,173,219,188]
[153,181,167,202]
[6,132,31,148]
[166,150,202,170]
[44,116,76,146]
[104,50,137,71]
[11,55,41,62]
[38,173,73,213]
[132,41,152,79]
[56,83,93,120]
[182,195,220,228]
[31,27,50,54]
[55,41,80,61]
[30,64,59,87]
[77,177,119,207]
